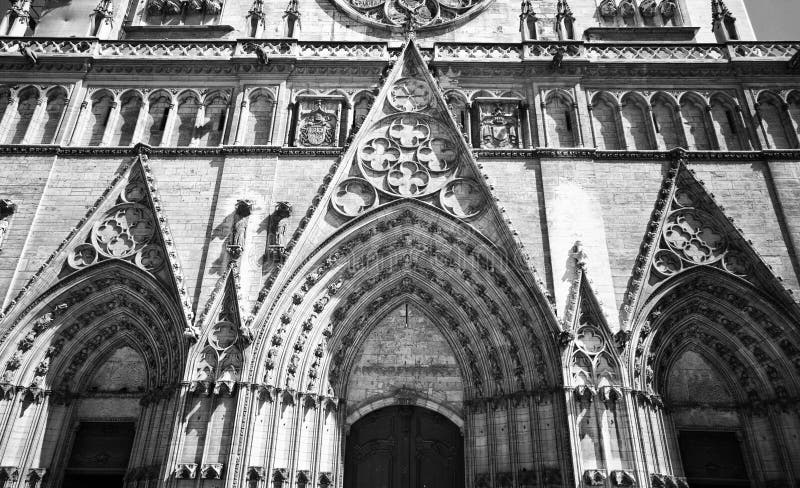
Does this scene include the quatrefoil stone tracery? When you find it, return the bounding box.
[389,117,431,147]
[663,209,726,264]
[92,203,156,258]
[387,161,430,196]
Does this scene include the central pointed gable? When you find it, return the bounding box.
[330,40,485,222]
[278,41,546,299]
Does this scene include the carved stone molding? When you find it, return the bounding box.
[247,466,265,481]
[200,463,223,479]
[174,463,197,479]
[0,467,19,483]
[584,469,607,486]
[611,470,636,487]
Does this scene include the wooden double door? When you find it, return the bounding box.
[345,406,464,488]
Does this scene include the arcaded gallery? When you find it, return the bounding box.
[0,0,799,486]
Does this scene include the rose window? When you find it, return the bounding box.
[389,78,433,112]
[331,0,493,31]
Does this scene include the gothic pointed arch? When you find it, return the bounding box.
[626,267,800,486]
[251,202,561,398]
[0,258,190,486]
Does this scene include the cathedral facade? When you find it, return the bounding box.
[0,0,799,486]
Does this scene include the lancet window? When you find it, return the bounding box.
[756,91,798,149]
[543,90,578,148]
[679,93,712,150]
[0,85,69,145]
[240,88,277,145]
[590,92,624,150]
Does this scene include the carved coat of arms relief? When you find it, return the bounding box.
[296,99,340,147]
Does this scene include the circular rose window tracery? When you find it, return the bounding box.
[335,0,493,31]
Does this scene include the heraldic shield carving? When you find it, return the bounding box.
[296,100,340,147]
[334,0,493,31]
[478,102,521,149]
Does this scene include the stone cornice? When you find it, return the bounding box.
[1,145,798,161]
[0,144,345,157]
[0,38,796,76]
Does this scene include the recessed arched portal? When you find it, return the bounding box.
[344,405,464,488]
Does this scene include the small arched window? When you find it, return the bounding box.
[174,93,200,147]
[591,93,622,150]
[709,94,743,151]
[545,91,576,148]
[0,88,10,123]
[620,93,653,150]
[245,90,275,145]
[84,91,115,146]
[650,93,682,150]
[110,91,143,146]
[445,92,468,140]
[352,92,375,136]
[680,94,712,150]
[787,91,800,143]
[144,91,172,147]
[198,94,227,147]
[757,92,792,149]
[7,87,38,144]
[37,87,67,144]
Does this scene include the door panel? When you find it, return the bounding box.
[678,430,750,487]
[345,406,463,488]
